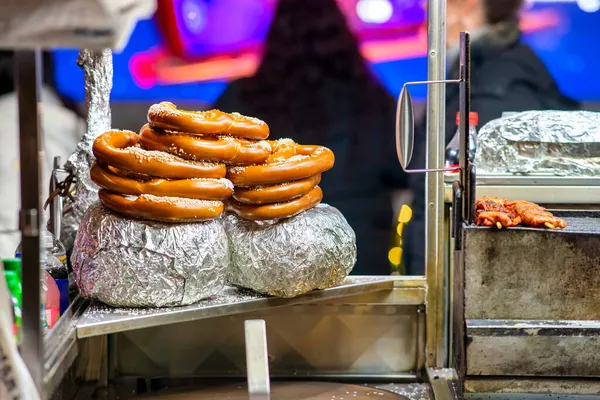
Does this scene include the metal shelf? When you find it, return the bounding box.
[443,173,600,204]
[76,276,397,338]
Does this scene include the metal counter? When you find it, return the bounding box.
[76,276,422,338]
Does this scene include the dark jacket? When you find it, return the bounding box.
[214,79,405,275]
[404,21,580,275]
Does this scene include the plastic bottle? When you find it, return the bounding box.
[16,230,67,266]
[3,270,22,339]
[11,254,54,331]
[16,232,70,315]
[444,112,479,173]
[42,236,69,316]
[43,269,60,329]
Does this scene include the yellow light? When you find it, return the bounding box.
[398,204,413,223]
[396,222,404,236]
[388,246,403,265]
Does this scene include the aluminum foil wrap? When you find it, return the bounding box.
[477,110,600,176]
[63,49,113,250]
[71,203,229,307]
[223,204,357,298]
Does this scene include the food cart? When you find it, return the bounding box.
[3,0,600,399]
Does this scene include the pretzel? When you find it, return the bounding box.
[93,130,226,179]
[227,141,334,187]
[147,102,269,140]
[91,162,233,201]
[232,174,321,205]
[98,189,224,222]
[227,186,323,220]
[139,124,271,165]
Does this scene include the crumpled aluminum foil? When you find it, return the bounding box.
[62,49,113,250]
[223,204,357,298]
[477,110,600,176]
[71,203,229,307]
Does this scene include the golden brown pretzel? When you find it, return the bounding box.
[91,162,233,201]
[139,124,271,165]
[98,189,224,222]
[227,142,334,187]
[92,130,226,179]
[147,102,270,140]
[232,174,321,205]
[227,186,323,220]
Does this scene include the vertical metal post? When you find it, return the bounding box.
[458,32,472,223]
[48,156,63,239]
[425,0,447,367]
[15,50,44,394]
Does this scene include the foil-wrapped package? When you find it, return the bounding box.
[477,110,600,176]
[72,203,229,307]
[223,204,357,298]
[63,49,113,250]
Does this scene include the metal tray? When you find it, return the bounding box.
[444,172,600,186]
[466,210,600,236]
[76,276,398,338]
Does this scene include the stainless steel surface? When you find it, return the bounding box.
[466,320,600,377]
[15,49,44,395]
[428,368,461,400]
[374,383,431,400]
[425,0,447,368]
[465,378,600,396]
[131,382,409,399]
[245,320,270,399]
[44,297,89,395]
[467,395,600,399]
[463,212,600,320]
[468,319,600,335]
[113,301,421,378]
[77,277,399,338]
[95,380,430,400]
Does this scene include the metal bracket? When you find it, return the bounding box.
[244,319,271,400]
[19,208,39,237]
[427,368,462,399]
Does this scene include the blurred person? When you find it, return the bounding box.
[214,0,406,275]
[0,51,84,258]
[404,0,579,275]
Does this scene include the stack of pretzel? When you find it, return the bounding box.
[90,102,335,223]
[226,138,335,220]
[90,102,271,222]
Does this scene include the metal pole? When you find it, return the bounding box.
[458,32,473,223]
[425,0,447,367]
[15,50,44,394]
[48,156,63,239]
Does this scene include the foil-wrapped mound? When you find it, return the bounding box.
[477,110,600,176]
[223,204,357,298]
[72,203,229,307]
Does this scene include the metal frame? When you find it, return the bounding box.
[10,0,460,397]
[15,49,45,394]
[425,0,449,370]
